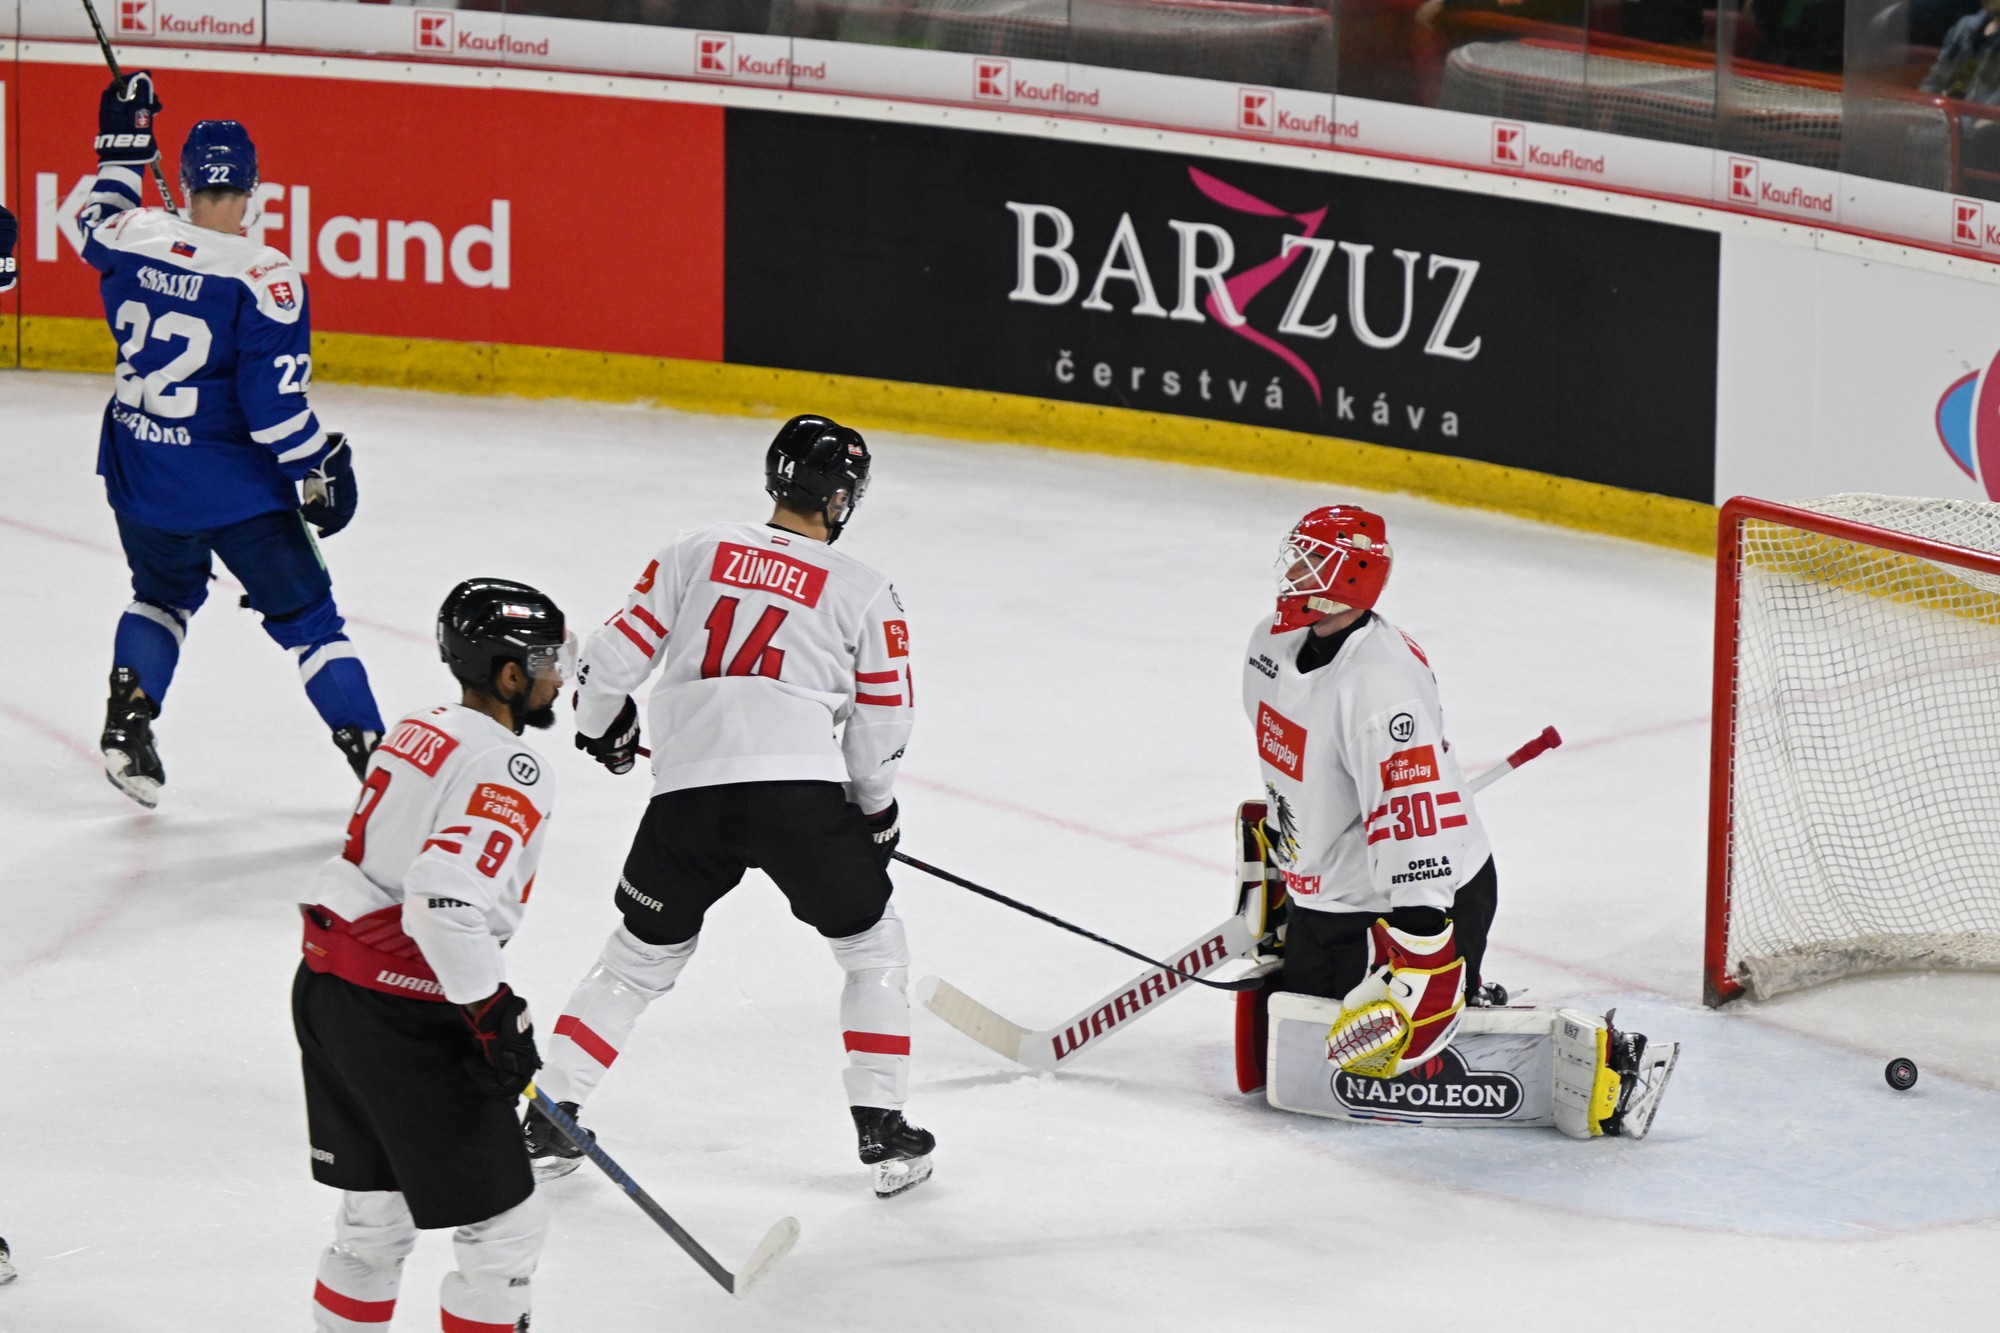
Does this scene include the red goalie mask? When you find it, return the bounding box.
[1273,505,1393,632]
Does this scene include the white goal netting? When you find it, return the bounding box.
[1723,494,2000,1000]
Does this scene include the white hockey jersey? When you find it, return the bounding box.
[1241,613,1492,915]
[301,704,555,1004]
[575,521,914,815]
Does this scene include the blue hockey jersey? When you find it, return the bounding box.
[82,197,329,532]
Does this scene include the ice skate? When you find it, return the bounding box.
[101,667,164,809]
[523,1100,593,1181]
[0,1235,16,1286]
[1602,1015,1678,1141]
[331,725,381,781]
[853,1107,935,1198]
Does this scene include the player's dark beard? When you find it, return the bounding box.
[521,703,558,731]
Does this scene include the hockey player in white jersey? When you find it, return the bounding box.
[1244,504,1498,1058]
[1240,505,1674,1138]
[530,414,935,1197]
[293,579,571,1332]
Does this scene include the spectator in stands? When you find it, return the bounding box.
[1921,0,2000,100]
[1748,0,1846,72]
[1909,0,1983,49]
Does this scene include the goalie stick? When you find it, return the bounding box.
[524,1084,798,1299]
[920,726,1562,1070]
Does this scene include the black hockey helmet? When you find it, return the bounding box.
[764,413,871,543]
[437,579,571,711]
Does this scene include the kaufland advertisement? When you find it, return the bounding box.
[6,61,725,358]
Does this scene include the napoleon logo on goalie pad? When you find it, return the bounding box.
[1268,995,1679,1139]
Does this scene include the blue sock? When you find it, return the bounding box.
[113,602,189,705]
[297,637,386,734]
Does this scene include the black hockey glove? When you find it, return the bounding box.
[0,205,16,295]
[461,984,541,1101]
[300,434,358,537]
[96,72,162,168]
[575,696,640,775]
[866,801,901,869]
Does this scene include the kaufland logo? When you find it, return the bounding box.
[1954,199,1985,248]
[38,172,512,292]
[118,0,154,35]
[698,34,733,76]
[415,10,453,51]
[975,60,1010,101]
[1729,157,1758,203]
[1240,88,1273,132]
[1491,122,1524,167]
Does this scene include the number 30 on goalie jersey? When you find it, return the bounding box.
[574,521,915,815]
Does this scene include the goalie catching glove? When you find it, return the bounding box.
[1325,915,1465,1079]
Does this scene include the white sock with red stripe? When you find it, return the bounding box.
[439,1191,545,1333]
[829,905,911,1107]
[312,1191,416,1332]
[538,925,699,1105]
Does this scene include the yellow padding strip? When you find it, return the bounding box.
[17,315,1715,553]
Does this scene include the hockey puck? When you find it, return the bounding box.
[1885,1057,1919,1091]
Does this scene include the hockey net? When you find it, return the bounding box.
[1707,494,2000,1004]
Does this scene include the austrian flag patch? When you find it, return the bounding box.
[467,784,542,841]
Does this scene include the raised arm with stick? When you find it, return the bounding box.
[78,0,180,215]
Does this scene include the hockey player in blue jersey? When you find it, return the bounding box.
[78,74,385,807]
[1,202,17,293]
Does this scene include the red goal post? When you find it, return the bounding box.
[1706,494,2000,1006]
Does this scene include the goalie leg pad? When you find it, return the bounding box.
[1235,799,1289,953]
[1232,966,1284,1094]
[1551,1009,1624,1139]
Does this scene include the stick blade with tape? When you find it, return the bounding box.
[732,1217,801,1299]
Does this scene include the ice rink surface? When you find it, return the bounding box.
[3,370,1997,1331]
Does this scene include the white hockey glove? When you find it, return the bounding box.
[1325,918,1466,1079]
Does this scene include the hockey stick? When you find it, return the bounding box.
[524,1084,798,1299]
[1466,725,1562,795]
[894,850,1270,993]
[918,916,1270,1070]
[78,0,182,216]
[921,726,1563,1069]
